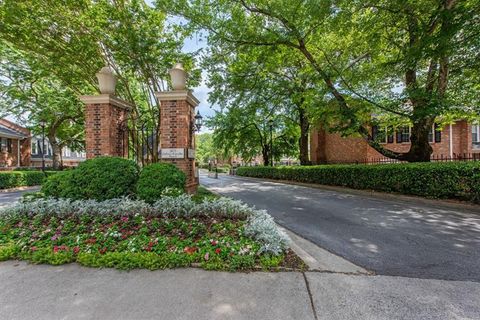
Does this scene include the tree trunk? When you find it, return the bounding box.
[298,108,310,165]
[47,133,62,170]
[401,117,434,162]
[262,145,270,166]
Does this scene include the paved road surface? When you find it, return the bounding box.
[201,174,480,282]
[0,187,39,209]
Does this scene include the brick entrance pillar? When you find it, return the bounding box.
[155,90,200,193]
[80,94,132,159]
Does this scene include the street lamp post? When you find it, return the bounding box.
[39,120,46,173]
[191,110,203,147]
[268,119,274,167]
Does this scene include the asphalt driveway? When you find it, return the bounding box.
[0,187,39,209]
[201,174,480,282]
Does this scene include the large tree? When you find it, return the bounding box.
[163,0,479,162]
[208,98,299,166]
[0,0,198,164]
[0,44,84,169]
[203,44,320,164]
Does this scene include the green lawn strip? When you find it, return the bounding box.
[0,213,301,271]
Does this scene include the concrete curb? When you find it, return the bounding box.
[279,226,370,275]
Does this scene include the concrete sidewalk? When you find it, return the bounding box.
[0,261,479,320]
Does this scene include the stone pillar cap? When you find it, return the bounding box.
[79,94,133,110]
[155,90,200,107]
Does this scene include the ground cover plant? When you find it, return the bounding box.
[236,162,480,203]
[0,196,304,271]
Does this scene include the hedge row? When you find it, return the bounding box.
[0,171,54,190]
[236,162,480,202]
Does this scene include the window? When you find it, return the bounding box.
[0,138,7,152]
[396,126,411,143]
[473,124,480,143]
[63,148,71,157]
[371,126,387,143]
[6,139,12,153]
[372,126,395,144]
[473,124,479,142]
[428,124,442,143]
[31,140,38,155]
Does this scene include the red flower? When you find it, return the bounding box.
[210,240,218,246]
[183,246,197,255]
[31,246,37,252]
[215,248,221,254]
[73,246,80,254]
[85,238,97,245]
[121,216,129,223]
[99,247,107,254]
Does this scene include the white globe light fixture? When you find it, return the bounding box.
[169,63,187,90]
[96,66,117,94]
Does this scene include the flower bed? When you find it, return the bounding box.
[0,196,304,271]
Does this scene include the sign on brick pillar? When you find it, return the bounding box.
[155,90,200,193]
[80,94,132,159]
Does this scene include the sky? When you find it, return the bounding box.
[147,0,216,132]
[181,34,215,132]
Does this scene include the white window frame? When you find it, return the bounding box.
[428,125,435,143]
[400,126,411,143]
[472,124,480,151]
[473,124,480,143]
[31,139,38,155]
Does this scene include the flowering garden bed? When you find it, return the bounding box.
[0,196,305,271]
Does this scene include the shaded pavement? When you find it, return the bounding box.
[201,173,480,282]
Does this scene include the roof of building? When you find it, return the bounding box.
[0,123,28,139]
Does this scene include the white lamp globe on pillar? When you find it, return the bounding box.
[169,63,187,90]
[96,66,117,94]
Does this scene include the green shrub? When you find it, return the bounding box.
[42,157,139,200]
[0,171,48,189]
[236,162,480,202]
[136,162,186,203]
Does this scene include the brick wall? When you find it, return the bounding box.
[311,127,368,163]
[311,120,475,164]
[159,99,198,193]
[85,103,129,159]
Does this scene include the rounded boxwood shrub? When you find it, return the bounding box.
[42,157,139,201]
[136,162,186,203]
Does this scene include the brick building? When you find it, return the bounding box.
[310,120,480,164]
[0,118,31,168]
[0,118,85,169]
